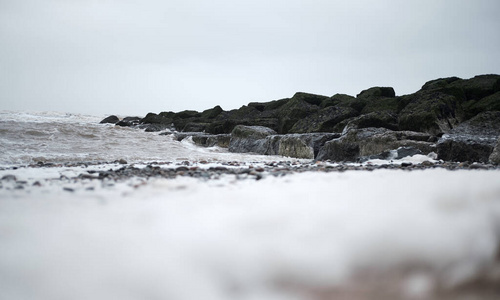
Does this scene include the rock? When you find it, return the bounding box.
[448,74,500,101]
[288,106,358,133]
[317,128,436,162]
[248,98,289,111]
[277,93,321,133]
[116,116,141,127]
[190,134,231,148]
[264,133,340,159]
[463,91,500,119]
[143,123,170,132]
[337,111,399,132]
[99,115,119,124]
[361,146,423,161]
[437,111,500,162]
[1,174,17,181]
[398,89,464,135]
[229,125,277,153]
[489,138,500,164]
[140,112,173,125]
[320,94,365,112]
[200,105,223,119]
[357,87,396,99]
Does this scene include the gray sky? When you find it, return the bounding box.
[1,0,499,117]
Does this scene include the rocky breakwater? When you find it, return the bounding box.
[101,74,500,163]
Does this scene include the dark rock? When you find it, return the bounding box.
[229,125,277,153]
[421,77,462,91]
[289,106,358,133]
[100,115,120,124]
[140,113,174,126]
[176,110,201,119]
[116,117,141,127]
[200,105,223,119]
[357,87,396,99]
[448,74,500,101]
[398,90,464,135]
[143,123,170,132]
[248,98,289,111]
[337,111,399,132]
[277,93,320,133]
[182,122,209,132]
[317,128,436,162]
[437,111,500,162]
[290,92,329,106]
[463,91,500,119]
[1,174,16,181]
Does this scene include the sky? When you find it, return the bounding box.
[1,0,499,117]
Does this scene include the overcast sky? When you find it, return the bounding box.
[1,0,499,116]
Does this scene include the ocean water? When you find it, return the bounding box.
[0,110,285,167]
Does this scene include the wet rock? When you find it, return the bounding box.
[100,115,120,124]
[116,116,141,127]
[265,133,339,159]
[437,111,500,162]
[229,125,277,154]
[317,128,435,162]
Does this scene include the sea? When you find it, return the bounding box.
[0,110,282,168]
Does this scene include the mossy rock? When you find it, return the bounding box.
[248,98,290,111]
[448,74,500,101]
[398,90,464,135]
[421,77,462,91]
[290,92,328,106]
[356,87,395,99]
[343,111,399,131]
[175,110,201,119]
[140,112,173,125]
[277,97,320,134]
[361,97,401,114]
[320,94,366,112]
[200,105,223,119]
[289,106,359,133]
[462,91,500,119]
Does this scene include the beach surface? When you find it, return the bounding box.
[1,164,500,300]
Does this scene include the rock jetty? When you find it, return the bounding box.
[101,74,500,163]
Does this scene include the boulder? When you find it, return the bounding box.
[398,90,464,135]
[264,133,340,159]
[228,125,277,154]
[200,105,223,119]
[489,138,500,164]
[437,111,500,162]
[336,111,399,133]
[288,106,358,133]
[277,93,321,133]
[317,127,436,162]
[140,112,173,125]
[357,87,396,99]
[99,115,119,124]
[116,116,141,127]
